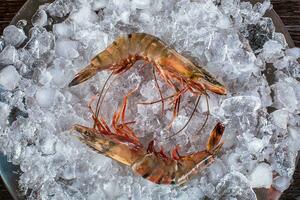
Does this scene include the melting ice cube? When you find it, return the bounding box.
[3,25,26,47]
[35,87,57,108]
[0,65,20,90]
[32,9,48,27]
[216,171,256,200]
[0,46,19,67]
[0,102,9,129]
[249,163,273,188]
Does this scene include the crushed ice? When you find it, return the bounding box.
[0,0,300,199]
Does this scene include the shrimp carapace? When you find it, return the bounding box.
[72,94,225,185]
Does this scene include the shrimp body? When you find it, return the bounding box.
[68,33,226,95]
[73,122,224,185]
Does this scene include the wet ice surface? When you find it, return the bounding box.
[0,0,300,199]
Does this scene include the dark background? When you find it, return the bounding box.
[0,0,299,199]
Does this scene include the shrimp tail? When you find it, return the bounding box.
[206,122,224,153]
[69,64,98,87]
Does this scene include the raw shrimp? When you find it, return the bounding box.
[68,33,226,96]
[72,94,225,185]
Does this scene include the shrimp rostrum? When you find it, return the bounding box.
[72,96,225,185]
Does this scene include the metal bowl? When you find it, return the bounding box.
[0,0,296,199]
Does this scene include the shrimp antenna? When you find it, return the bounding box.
[96,75,120,121]
[137,94,175,105]
[165,95,201,140]
[152,66,165,115]
[95,72,114,120]
[196,93,210,134]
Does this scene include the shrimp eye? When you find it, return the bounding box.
[189,71,201,80]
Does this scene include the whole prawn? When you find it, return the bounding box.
[72,95,225,185]
[69,33,226,95]
[69,33,227,137]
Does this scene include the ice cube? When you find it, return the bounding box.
[49,67,71,88]
[92,0,108,11]
[69,5,98,24]
[17,48,34,68]
[285,61,300,79]
[60,164,76,180]
[32,9,48,27]
[183,186,204,200]
[204,32,227,63]
[226,152,242,171]
[270,109,289,129]
[216,171,256,200]
[271,141,297,177]
[103,182,120,199]
[199,94,218,114]
[46,0,71,18]
[0,102,9,129]
[258,77,273,107]
[0,46,19,67]
[131,0,151,9]
[272,79,298,112]
[247,138,265,154]
[253,0,271,16]
[207,159,226,184]
[273,32,288,48]
[26,27,55,59]
[39,134,56,155]
[262,40,284,62]
[220,96,261,116]
[35,87,56,108]
[172,115,189,132]
[287,126,300,152]
[55,39,79,58]
[39,70,53,86]
[112,0,130,9]
[122,71,141,93]
[0,38,4,52]
[272,176,291,192]
[3,25,27,47]
[53,23,73,38]
[139,11,152,23]
[139,80,159,100]
[249,163,273,188]
[216,16,231,29]
[285,47,300,59]
[0,65,21,90]
[273,57,289,70]
[87,190,106,200]
[119,11,130,24]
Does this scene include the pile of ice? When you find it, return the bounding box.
[0,0,300,199]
